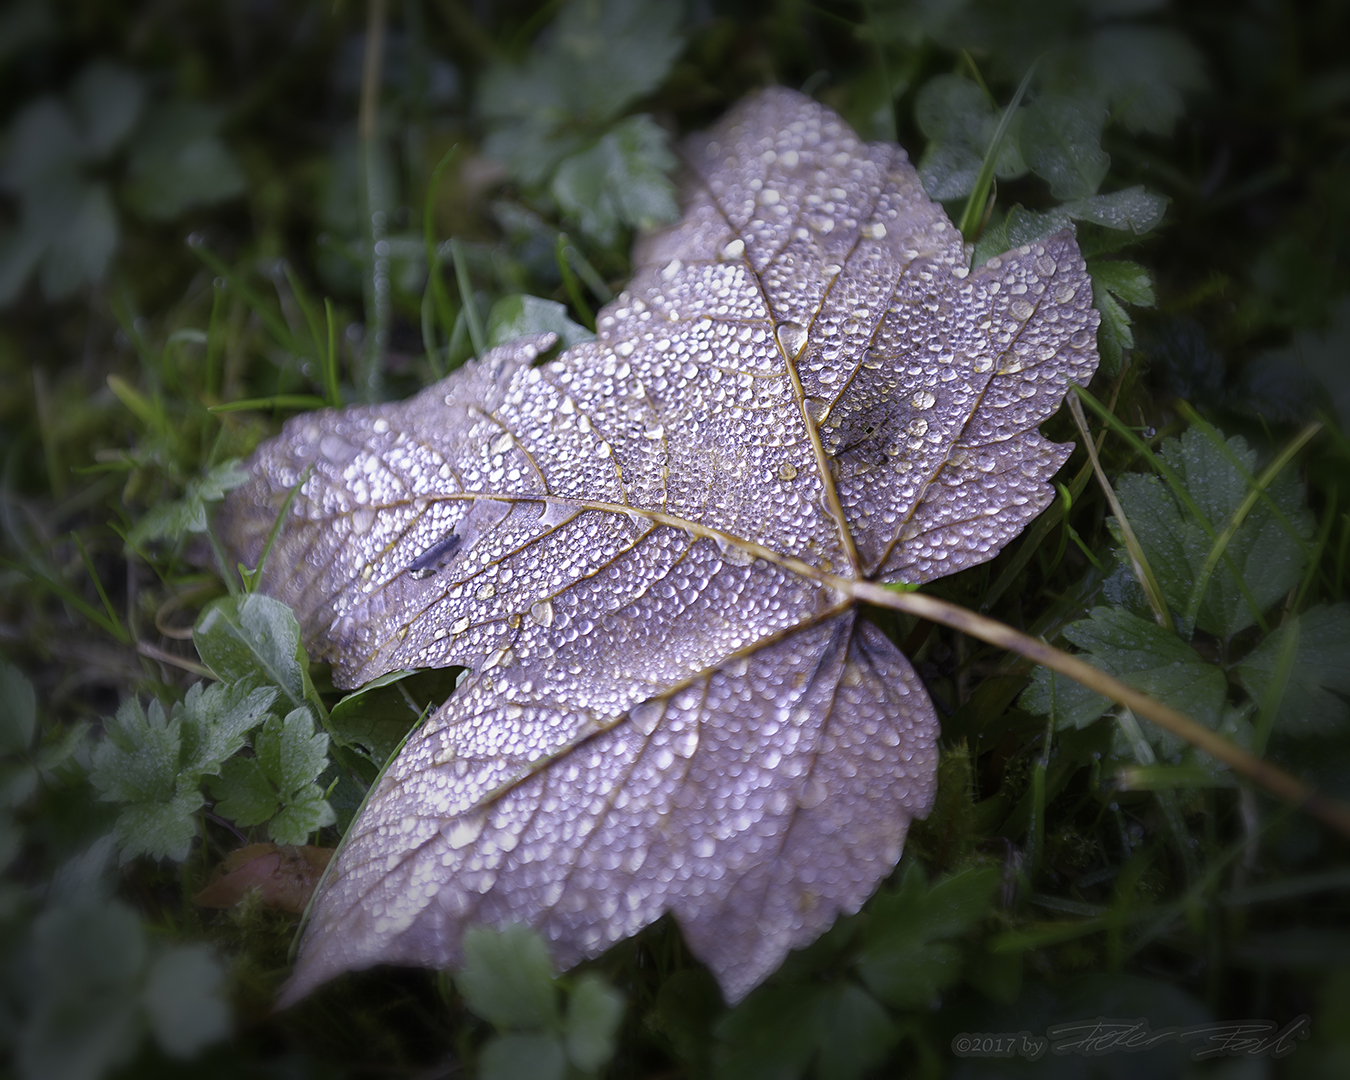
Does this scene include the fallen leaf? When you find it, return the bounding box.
[220,87,1098,1004]
[193,843,333,913]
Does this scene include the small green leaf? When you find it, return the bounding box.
[0,97,85,189]
[813,982,897,1080]
[1024,607,1227,746]
[0,659,37,754]
[267,782,336,845]
[552,115,679,246]
[479,0,684,187]
[1081,26,1205,136]
[915,74,1027,201]
[257,706,331,791]
[712,982,824,1080]
[142,945,230,1058]
[210,757,277,827]
[1019,94,1110,199]
[1113,429,1313,639]
[213,707,334,842]
[457,924,560,1031]
[563,973,624,1071]
[112,792,205,862]
[90,697,180,806]
[1065,187,1169,234]
[129,459,250,546]
[176,680,277,778]
[487,295,594,350]
[328,670,425,766]
[856,864,999,1010]
[122,101,246,221]
[479,1032,567,1080]
[19,902,146,1080]
[1090,260,1156,307]
[194,593,314,714]
[1092,283,1133,375]
[70,62,145,156]
[1237,604,1350,737]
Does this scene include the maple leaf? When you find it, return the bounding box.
[219,88,1098,1005]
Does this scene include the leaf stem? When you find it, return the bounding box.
[849,578,1350,838]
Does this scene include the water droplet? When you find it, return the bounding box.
[491,432,515,454]
[1010,298,1035,321]
[476,582,497,600]
[776,321,808,358]
[720,238,745,260]
[672,726,699,758]
[537,499,575,528]
[778,462,798,481]
[441,814,485,850]
[661,257,682,281]
[799,777,829,809]
[630,699,664,736]
[863,221,887,239]
[907,418,929,437]
[351,508,375,535]
[911,390,936,410]
[451,616,471,634]
[530,598,554,627]
[759,187,780,206]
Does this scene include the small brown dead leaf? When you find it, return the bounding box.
[193,843,334,913]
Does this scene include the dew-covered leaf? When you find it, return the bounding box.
[1063,186,1169,234]
[220,88,1098,1004]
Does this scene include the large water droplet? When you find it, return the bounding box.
[776,322,808,359]
[441,814,485,850]
[630,699,664,736]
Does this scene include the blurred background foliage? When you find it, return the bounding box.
[1,0,1349,1078]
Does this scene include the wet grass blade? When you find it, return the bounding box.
[958,60,1036,241]
[1067,392,1173,629]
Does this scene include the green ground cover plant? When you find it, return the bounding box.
[2,1,1349,1078]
